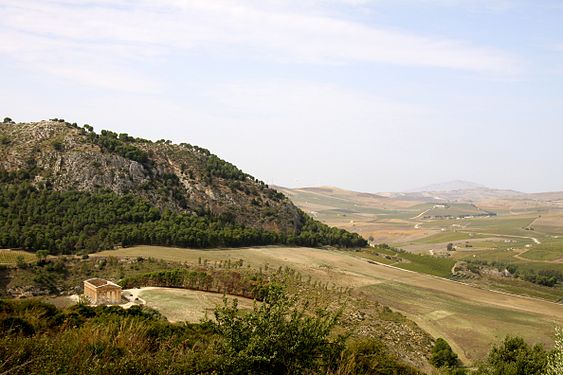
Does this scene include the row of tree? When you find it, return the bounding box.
[121,268,270,300]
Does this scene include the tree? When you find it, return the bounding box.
[3,117,13,124]
[210,285,343,374]
[476,336,548,375]
[546,326,563,375]
[36,250,49,264]
[431,337,458,368]
[16,255,27,269]
[447,243,454,251]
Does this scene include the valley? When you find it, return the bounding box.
[1,120,561,373]
[93,245,563,362]
[274,185,563,276]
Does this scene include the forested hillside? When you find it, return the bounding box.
[0,119,366,253]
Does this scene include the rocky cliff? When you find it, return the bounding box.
[0,119,300,234]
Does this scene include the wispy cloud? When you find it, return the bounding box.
[0,0,519,91]
[411,0,516,11]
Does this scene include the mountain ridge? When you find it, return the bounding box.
[408,180,487,192]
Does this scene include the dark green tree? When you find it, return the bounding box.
[36,250,49,264]
[476,336,548,375]
[431,337,459,368]
[210,285,343,374]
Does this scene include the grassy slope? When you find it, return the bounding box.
[93,245,563,363]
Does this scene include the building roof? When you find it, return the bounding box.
[84,278,121,289]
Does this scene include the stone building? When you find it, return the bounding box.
[83,278,122,305]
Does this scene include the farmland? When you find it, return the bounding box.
[94,245,563,362]
[275,185,563,279]
[126,287,256,322]
[0,249,36,265]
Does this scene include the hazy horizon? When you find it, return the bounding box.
[2,1,562,193]
[277,179,558,194]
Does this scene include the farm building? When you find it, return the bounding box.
[83,278,122,305]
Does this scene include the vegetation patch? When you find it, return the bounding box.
[0,287,422,374]
[0,182,366,254]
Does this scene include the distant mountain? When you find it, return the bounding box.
[278,183,562,212]
[380,180,526,203]
[272,185,420,211]
[409,180,486,192]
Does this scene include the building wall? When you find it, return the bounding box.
[83,282,122,305]
[96,286,121,304]
[84,282,99,304]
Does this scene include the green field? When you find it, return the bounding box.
[361,248,455,278]
[518,241,563,261]
[397,253,455,277]
[462,216,537,236]
[422,203,485,218]
[409,231,485,245]
[455,249,563,272]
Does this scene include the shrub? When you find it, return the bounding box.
[210,285,343,374]
[431,338,459,368]
[476,336,548,375]
[546,326,563,375]
[0,316,35,336]
[338,337,420,374]
[52,140,64,151]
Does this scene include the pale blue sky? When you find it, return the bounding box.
[1,0,562,192]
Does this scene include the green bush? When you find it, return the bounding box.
[0,291,417,374]
[52,140,64,151]
[0,316,35,336]
[209,285,344,374]
[431,337,459,368]
[476,336,548,375]
[338,338,421,374]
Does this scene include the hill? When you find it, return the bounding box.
[380,181,524,203]
[410,180,486,192]
[0,119,366,253]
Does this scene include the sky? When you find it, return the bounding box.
[1,0,562,193]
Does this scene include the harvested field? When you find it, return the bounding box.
[125,287,256,322]
[94,245,563,362]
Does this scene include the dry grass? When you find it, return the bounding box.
[131,287,256,322]
[94,245,563,362]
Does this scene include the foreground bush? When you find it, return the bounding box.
[546,326,563,375]
[0,289,417,374]
[475,336,548,375]
[431,338,458,368]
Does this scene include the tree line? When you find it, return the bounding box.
[0,181,366,254]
